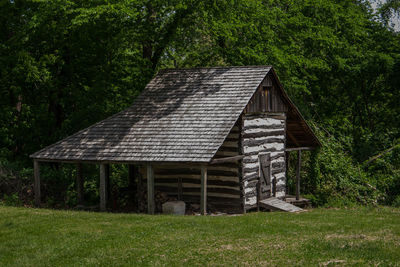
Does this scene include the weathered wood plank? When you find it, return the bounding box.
[201,165,207,215]
[210,155,244,164]
[76,163,84,205]
[155,185,240,196]
[148,163,238,171]
[136,164,143,211]
[172,191,240,199]
[147,164,155,214]
[105,164,110,203]
[242,152,285,164]
[243,171,259,181]
[243,124,285,131]
[154,177,240,187]
[34,160,41,207]
[99,163,107,211]
[182,195,242,204]
[241,130,285,139]
[153,174,239,182]
[285,147,315,152]
[285,151,290,195]
[244,147,284,157]
[154,168,238,177]
[256,180,261,211]
[296,150,301,201]
[242,138,285,147]
[259,197,303,212]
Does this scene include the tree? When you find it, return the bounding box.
[1,0,400,206]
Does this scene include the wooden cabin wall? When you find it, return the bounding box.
[241,113,287,211]
[139,124,242,213]
[245,74,288,113]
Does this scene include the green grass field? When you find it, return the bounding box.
[0,206,399,266]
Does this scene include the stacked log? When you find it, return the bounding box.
[241,113,287,211]
[137,124,242,214]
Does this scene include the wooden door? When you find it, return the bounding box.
[259,153,271,200]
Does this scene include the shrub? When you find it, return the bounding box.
[300,125,380,207]
[2,193,22,206]
[392,195,400,207]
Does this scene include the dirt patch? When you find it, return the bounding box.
[220,244,234,250]
[325,233,378,241]
[320,259,346,266]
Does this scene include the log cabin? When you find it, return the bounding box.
[30,66,321,214]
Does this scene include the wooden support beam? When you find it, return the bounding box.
[285,147,315,152]
[210,155,244,164]
[147,164,155,214]
[34,160,41,207]
[105,164,110,203]
[285,151,290,195]
[200,165,207,215]
[296,150,301,201]
[136,165,143,212]
[99,163,108,211]
[256,180,261,212]
[76,163,84,205]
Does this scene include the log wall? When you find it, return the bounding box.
[245,74,288,113]
[241,113,287,211]
[140,125,242,213]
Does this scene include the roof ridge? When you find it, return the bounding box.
[159,65,273,72]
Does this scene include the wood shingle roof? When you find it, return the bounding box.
[31,66,273,163]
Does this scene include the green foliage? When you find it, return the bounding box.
[392,195,400,207]
[301,125,381,206]
[364,146,400,205]
[1,0,400,207]
[1,193,22,206]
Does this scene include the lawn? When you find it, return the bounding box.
[0,206,399,266]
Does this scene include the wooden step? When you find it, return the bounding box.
[285,196,311,208]
[259,197,303,212]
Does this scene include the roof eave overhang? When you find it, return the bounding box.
[269,68,322,148]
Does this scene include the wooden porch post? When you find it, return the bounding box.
[296,150,301,201]
[256,180,261,212]
[34,160,41,207]
[99,163,108,211]
[147,164,155,214]
[105,164,110,203]
[76,163,84,205]
[285,151,290,195]
[200,165,207,215]
[136,165,143,212]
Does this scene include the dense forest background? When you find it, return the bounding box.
[1,0,400,209]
